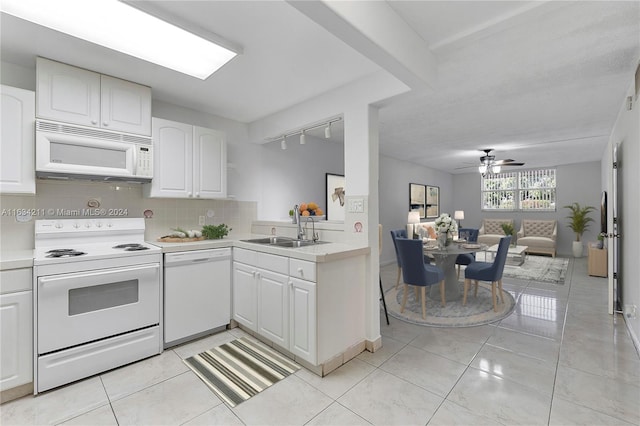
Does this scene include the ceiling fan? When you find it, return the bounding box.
[474,149,525,174]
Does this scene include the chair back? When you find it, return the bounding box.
[390,229,407,267]
[491,235,512,280]
[395,238,428,286]
[459,228,479,242]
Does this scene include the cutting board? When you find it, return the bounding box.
[157,236,205,243]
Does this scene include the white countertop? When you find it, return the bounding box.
[149,233,370,262]
[0,250,35,270]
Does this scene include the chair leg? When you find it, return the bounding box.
[414,286,419,300]
[401,284,409,313]
[380,276,389,325]
[474,280,479,297]
[463,278,469,305]
[440,280,446,307]
[421,287,426,320]
[491,281,498,312]
[395,267,402,289]
[498,279,504,304]
[457,265,461,280]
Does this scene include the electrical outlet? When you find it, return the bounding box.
[198,216,205,226]
[207,209,215,218]
[348,198,364,213]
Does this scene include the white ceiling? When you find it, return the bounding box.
[1,1,638,173]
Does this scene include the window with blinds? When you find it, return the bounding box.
[481,168,556,211]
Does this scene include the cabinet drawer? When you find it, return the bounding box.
[0,268,32,294]
[233,247,258,265]
[290,259,316,282]
[257,252,289,275]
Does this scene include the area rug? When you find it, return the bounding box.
[183,337,300,407]
[502,255,569,284]
[385,283,516,327]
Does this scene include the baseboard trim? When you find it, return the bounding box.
[1,382,33,404]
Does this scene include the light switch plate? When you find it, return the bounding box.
[348,198,364,213]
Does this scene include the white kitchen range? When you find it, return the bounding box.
[33,218,162,393]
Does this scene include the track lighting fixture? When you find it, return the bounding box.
[264,116,342,147]
[324,123,331,139]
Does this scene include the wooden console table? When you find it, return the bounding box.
[588,246,607,277]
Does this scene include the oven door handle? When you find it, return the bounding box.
[38,264,159,286]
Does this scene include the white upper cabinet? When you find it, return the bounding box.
[1,85,35,194]
[36,57,151,136]
[193,126,227,199]
[144,118,227,199]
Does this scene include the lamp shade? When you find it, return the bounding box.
[407,211,421,224]
[454,210,465,220]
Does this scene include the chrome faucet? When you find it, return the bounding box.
[294,205,304,240]
[304,217,319,242]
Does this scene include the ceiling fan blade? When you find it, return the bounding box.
[494,159,515,164]
[501,162,525,166]
[454,165,479,170]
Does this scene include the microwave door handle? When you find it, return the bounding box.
[132,147,138,176]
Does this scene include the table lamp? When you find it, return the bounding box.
[454,210,464,228]
[407,211,421,239]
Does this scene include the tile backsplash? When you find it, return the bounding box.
[0,180,256,250]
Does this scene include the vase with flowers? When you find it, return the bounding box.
[434,213,458,249]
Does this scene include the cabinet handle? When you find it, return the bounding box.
[297,267,303,276]
[103,122,109,126]
[91,120,98,125]
[187,192,193,197]
[196,192,200,198]
[289,280,293,287]
[255,272,261,280]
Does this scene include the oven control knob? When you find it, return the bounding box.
[73,222,80,229]
[84,222,91,228]
[96,221,103,228]
[55,222,63,229]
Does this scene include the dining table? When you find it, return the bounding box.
[423,241,487,302]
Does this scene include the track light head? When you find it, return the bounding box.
[324,123,331,139]
[300,131,306,145]
[281,137,287,150]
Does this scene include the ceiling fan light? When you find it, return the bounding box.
[478,165,487,174]
[491,165,501,173]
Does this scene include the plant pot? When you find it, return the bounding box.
[572,241,583,258]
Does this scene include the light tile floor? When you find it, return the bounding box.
[2,257,639,425]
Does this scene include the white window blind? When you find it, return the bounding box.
[481,168,556,211]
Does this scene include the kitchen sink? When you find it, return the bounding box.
[273,240,328,248]
[241,237,327,248]
[241,236,295,245]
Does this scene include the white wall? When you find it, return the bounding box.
[379,155,454,265]
[603,76,640,350]
[452,162,602,256]
[256,136,344,221]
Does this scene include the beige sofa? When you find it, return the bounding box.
[477,218,514,246]
[517,219,557,257]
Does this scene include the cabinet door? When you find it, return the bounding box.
[193,126,227,199]
[145,118,193,198]
[36,57,100,127]
[1,86,35,194]
[101,75,151,136]
[232,262,257,331]
[0,291,33,391]
[257,269,289,349]
[289,278,316,364]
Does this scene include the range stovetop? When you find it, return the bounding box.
[34,218,161,266]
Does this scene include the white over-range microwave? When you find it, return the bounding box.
[35,120,153,182]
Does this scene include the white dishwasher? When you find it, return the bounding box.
[164,248,231,346]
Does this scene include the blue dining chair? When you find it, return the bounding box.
[389,229,407,290]
[395,238,445,319]
[463,235,511,312]
[455,228,479,279]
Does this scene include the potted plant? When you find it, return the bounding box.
[564,202,595,257]
[501,222,516,246]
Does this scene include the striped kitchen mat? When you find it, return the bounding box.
[183,337,300,407]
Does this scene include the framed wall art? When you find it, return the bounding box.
[409,183,426,218]
[426,185,439,218]
[326,173,345,221]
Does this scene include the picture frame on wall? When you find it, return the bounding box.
[326,173,345,221]
[409,183,426,218]
[426,185,439,218]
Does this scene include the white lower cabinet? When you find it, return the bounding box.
[0,268,33,394]
[232,248,317,364]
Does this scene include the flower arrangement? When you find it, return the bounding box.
[434,213,458,235]
[298,202,324,217]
